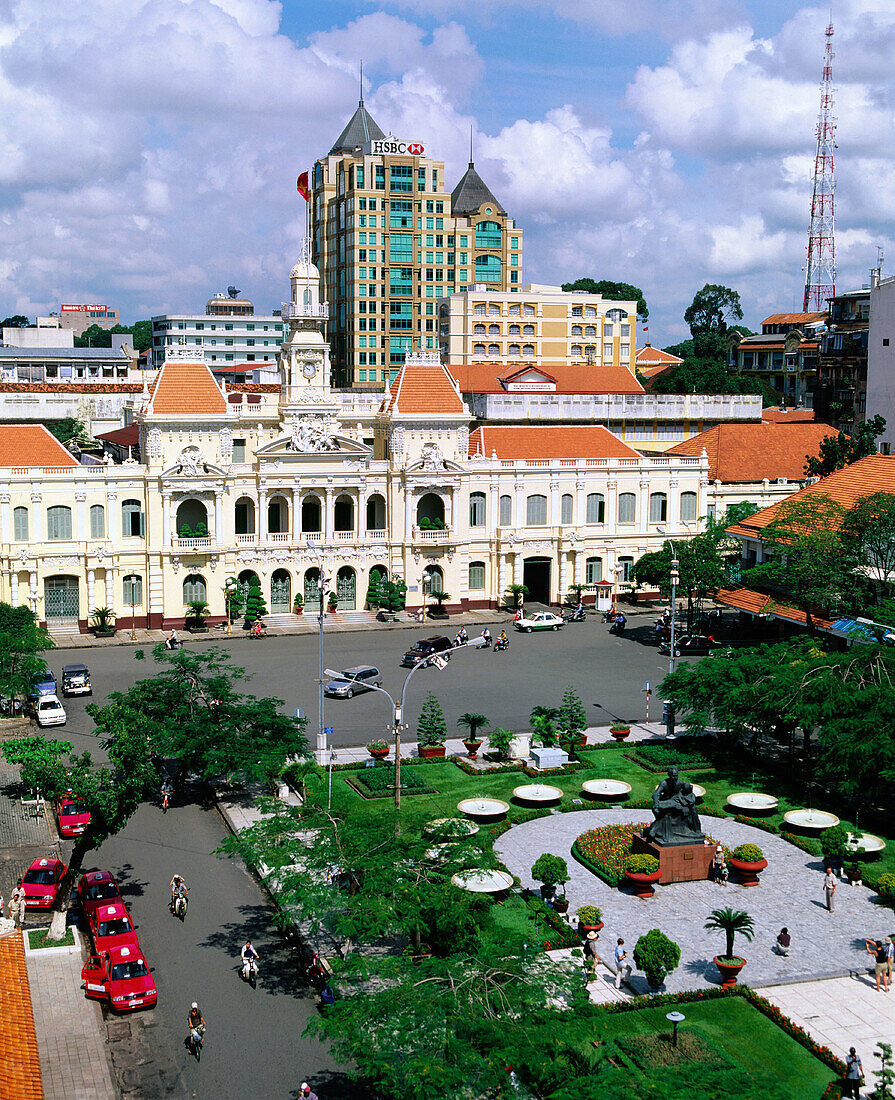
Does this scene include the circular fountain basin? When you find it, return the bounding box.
[512,784,563,805]
[581,779,632,800]
[451,869,515,894]
[726,792,779,814]
[424,817,479,839]
[457,798,510,821]
[846,832,886,855]
[783,808,840,831]
[655,782,705,801]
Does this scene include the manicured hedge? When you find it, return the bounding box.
[347,767,436,798]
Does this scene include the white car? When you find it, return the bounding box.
[513,612,565,633]
[35,694,66,727]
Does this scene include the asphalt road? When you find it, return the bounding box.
[51,614,675,750]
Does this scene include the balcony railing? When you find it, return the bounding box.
[365,528,387,539]
[414,527,452,542]
[268,532,290,542]
[235,533,254,543]
[335,530,355,541]
[175,537,213,550]
[280,301,329,320]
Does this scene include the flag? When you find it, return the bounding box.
[296,171,309,200]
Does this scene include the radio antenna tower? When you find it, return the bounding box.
[803,21,836,312]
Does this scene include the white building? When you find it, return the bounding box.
[866,273,895,454]
[150,292,285,370]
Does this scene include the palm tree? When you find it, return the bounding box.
[457,712,489,742]
[704,907,755,960]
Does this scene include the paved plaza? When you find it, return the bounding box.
[495,807,893,994]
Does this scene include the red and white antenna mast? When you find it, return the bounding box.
[803,22,836,312]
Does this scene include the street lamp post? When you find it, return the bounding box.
[316,572,331,765]
[668,554,680,676]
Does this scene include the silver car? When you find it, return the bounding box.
[324,666,382,698]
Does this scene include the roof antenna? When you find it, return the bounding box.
[469,124,474,166]
[359,59,364,104]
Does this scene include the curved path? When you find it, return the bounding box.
[495,808,891,994]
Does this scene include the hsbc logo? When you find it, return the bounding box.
[370,139,425,156]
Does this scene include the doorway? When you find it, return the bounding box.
[522,557,552,605]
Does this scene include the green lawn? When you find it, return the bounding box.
[26,927,75,950]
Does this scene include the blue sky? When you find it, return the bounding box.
[1,0,893,344]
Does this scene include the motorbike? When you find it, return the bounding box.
[608,615,627,636]
[172,887,189,920]
[187,1024,205,1060]
[601,608,616,623]
[562,607,586,623]
[241,956,259,984]
[161,785,172,813]
[165,637,183,650]
[493,636,509,652]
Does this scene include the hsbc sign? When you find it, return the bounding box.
[369,139,425,156]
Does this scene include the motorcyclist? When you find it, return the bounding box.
[170,874,187,908]
[187,1002,206,1048]
[612,612,627,635]
[165,629,180,650]
[455,626,468,647]
[250,619,266,638]
[495,630,509,651]
[481,627,492,649]
[240,939,260,979]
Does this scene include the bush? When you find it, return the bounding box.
[366,738,389,753]
[531,853,570,890]
[632,739,714,771]
[876,872,895,902]
[487,726,515,761]
[243,582,267,621]
[625,854,659,876]
[351,767,433,796]
[576,905,603,925]
[732,843,764,863]
[820,824,849,860]
[633,928,681,987]
[416,693,447,746]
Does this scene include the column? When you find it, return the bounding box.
[105,569,114,608]
[404,488,413,541]
[11,571,19,606]
[559,550,568,595]
[575,552,584,585]
[214,490,224,547]
[106,492,117,543]
[75,492,87,541]
[87,569,95,613]
[31,494,42,541]
[450,486,459,532]
[489,483,499,531]
[575,480,585,527]
[29,570,38,615]
[639,477,650,535]
[515,481,525,529]
[324,488,335,541]
[162,493,172,545]
[549,480,560,529]
[605,478,617,537]
[0,494,10,543]
[285,494,294,539]
[667,479,679,532]
[497,552,506,599]
[260,489,269,541]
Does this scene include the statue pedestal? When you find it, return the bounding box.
[632,833,714,885]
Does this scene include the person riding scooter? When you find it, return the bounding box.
[455,626,468,647]
[165,630,181,650]
[249,619,266,639]
[494,630,509,652]
[609,612,627,635]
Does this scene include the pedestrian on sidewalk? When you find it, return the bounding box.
[583,931,602,982]
[886,933,895,980]
[8,883,25,927]
[613,938,632,989]
[300,1083,319,1100]
[865,939,890,992]
[844,1048,864,1098]
[823,867,837,912]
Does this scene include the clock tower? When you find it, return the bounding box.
[278,240,340,417]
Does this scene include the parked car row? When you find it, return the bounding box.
[23,664,92,727]
[79,870,157,1012]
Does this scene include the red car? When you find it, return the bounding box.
[77,871,123,918]
[81,945,157,1012]
[88,902,139,954]
[21,857,67,910]
[56,795,91,838]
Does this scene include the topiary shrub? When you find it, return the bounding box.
[575,905,603,925]
[416,693,447,747]
[633,928,681,988]
[820,824,849,861]
[531,853,570,893]
[625,854,659,876]
[732,843,764,863]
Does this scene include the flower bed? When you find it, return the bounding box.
[629,739,716,772]
[574,821,730,887]
[346,767,436,799]
[453,758,524,776]
[524,895,579,950]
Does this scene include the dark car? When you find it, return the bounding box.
[61,663,92,696]
[325,666,382,698]
[658,634,724,657]
[28,669,57,701]
[400,636,453,668]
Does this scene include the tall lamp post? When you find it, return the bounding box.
[668,553,680,676]
[316,571,331,765]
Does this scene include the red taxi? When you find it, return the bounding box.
[88,902,139,954]
[21,857,67,910]
[81,945,157,1011]
[77,871,123,918]
[56,795,91,837]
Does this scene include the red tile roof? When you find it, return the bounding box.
[762,408,817,422]
[715,586,834,630]
[0,425,79,467]
[726,454,895,538]
[635,345,683,366]
[224,383,281,393]
[667,421,833,482]
[146,358,228,416]
[762,313,827,325]
[0,932,43,1100]
[0,382,142,393]
[447,361,643,395]
[384,357,465,415]
[469,424,640,460]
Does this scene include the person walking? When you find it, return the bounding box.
[865,939,890,992]
[713,845,726,885]
[8,884,25,927]
[885,933,895,981]
[583,931,602,982]
[823,866,837,912]
[844,1047,864,1098]
[613,938,632,989]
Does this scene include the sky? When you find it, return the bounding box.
[0,0,893,345]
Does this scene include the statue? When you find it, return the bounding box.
[289,414,338,453]
[177,447,207,476]
[420,442,445,471]
[644,766,705,846]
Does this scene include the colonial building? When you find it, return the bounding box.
[0,251,705,634]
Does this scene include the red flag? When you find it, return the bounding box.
[296,171,309,200]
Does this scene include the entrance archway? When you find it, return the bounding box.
[522,557,552,605]
[336,566,356,610]
[270,569,291,612]
[44,575,79,626]
[304,568,321,611]
[176,499,208,537]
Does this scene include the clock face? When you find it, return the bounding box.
[302,361,316,379]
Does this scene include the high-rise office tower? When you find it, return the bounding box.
[310,94,523,388]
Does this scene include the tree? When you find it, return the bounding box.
[46,418,93,448]
[840,491,895,597]
[243,581,268,623]
[457,711,489,741]
[557,685,587,750]
[529,704,559,747]
[633,928,681,987]
[704,907,754,961]
[684,283,743,337]
[416,693,447,747]
[561,278,648,320]
[379,578,406,611]
[870,1042,894,1100]
[0,602,54,709]
[365,568,385,608]
[74,323,113,348]
[506,583,528,609]
[1,314,30,327]
[805,415,887,477]
[131,319,152,353]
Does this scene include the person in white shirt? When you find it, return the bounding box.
[614,938,632,988]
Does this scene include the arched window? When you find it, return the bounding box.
[366,493,386,531]
[571,344,582,356]
[585,345,596,356]
[47,505,72,540]
[584,306,596,318]
[526,494,547,525]
[334,494,354,532]
[423,564,444,595]
[522,343,535,356]
[13,506,28,541]
[681,491,697,523]
[586,493,605,524]
[607,308,628,321]
[469,491,486,527]
[235,496,255,535]
[522,324,535,336]
[649,492,667,523]
[618,492,636,523]
[176,499,208,538]
[122,574,142,607]
[617,555,634,581]
[473,342,486,355]
[417,492,445,527]
[183,574,207,604]
[571,325,582,337]
[474,323,486,334]
[468,561,486,590]
[475,255,502,283]
[488,324,500,335]
[89,504,105,539]
[508,324,520,335]
[561,494,573,524]
[585,557,602,583]
[301,494,321,533]
[487,343,499,355]
[508,343,521,355]
[523,304,535,317]
[122,499,145,537]
[499,494,512,526]
[508,304,520,316]
[475,220,502,248]
[267,494,288,534]
[585,325,596,338]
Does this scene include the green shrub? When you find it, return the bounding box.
[487,726,515,761]
[876,872,895,901]
[625,854,659,876]
[352,767,431,795]
[575,905,603,925]
[416,693,447,746]
[531,853,570,889]
[820,824,849,860]
[733,843,765,863]
[366,738,389,753]
[633,928,680,987]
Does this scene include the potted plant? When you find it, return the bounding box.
[624,853,661,898]
[185,599,210,633]
[531,853,570,911]
[610,723,631,741]
[327,592,338,615]
[506,583,529,610]
[487,726,515,762]
[292,592,304,616]
[529,705,559,748]
[458,712,488,759]
[704,907,755,988]
[844,861,863,886]
[90,607,116,637]
[575,905,604,934]
[728,843,768,887]
[633,928,681,991]
[427,590,451,619]
[417,693,447,758]
[366,738,390,761]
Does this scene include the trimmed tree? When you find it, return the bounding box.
[243,580,268,623]
[0,602,54,711]
[416,693,447,747]
[557,686,587,751]
[633,928,681,988]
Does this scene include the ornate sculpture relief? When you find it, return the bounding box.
[178,447,208,476]
[289,414,338,452]
[219,427,233,465]
[148,428,162,459]
[390,427,405,457]
[457,425,469,460]
[419,442,446,471]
